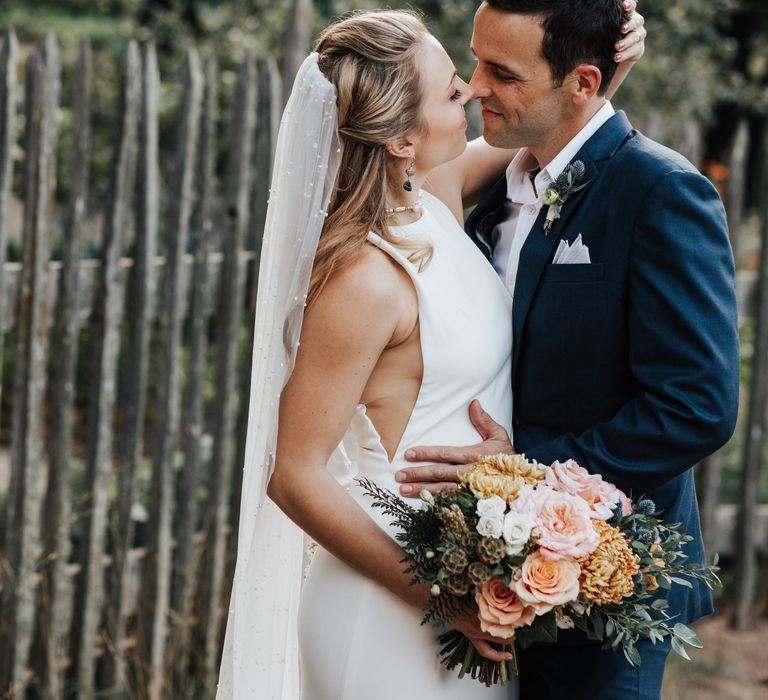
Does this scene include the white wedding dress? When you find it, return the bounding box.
[298,190,516,700]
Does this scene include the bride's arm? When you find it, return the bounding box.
[267,251,422,604]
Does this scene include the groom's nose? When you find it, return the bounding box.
[468,66,491,99]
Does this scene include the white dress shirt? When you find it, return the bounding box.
[491,101,615,297]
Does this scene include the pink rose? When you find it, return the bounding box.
[545,460,594,496]
[599,480,633,517]
[546,460,632,520]
[515,551,581,614]
[476,577,537,639]
[521,487,600,561]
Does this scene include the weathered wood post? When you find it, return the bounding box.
[0,30,18,438]
[32,38,92,700]
[98,40,160,695]
[280,0,313,106]
[136,47,203,700]
[733,138,768,632]
[194,53,256,681]
[0,32,59,698]
[168,54,218,690]
[66,41,141,699]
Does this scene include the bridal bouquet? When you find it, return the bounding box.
[359,454,721,687]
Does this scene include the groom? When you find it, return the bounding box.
[397,0,740,697]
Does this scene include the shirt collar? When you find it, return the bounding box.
[505,101,615,204]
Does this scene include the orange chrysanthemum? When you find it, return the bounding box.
[579,520,640,605]
[461,453,546,501]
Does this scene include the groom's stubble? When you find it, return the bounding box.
[469,2,605,168]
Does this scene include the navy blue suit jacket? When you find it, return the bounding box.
[465,111,739,624]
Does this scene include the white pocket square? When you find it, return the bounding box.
[553,234,591,264]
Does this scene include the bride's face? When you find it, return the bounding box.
[411,36,473,173]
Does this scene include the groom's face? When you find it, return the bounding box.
[470,3,568,152]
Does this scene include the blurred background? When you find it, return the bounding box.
[0,0,766,698]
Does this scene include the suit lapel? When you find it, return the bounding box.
[465,176,507,261]
[511,112,634,378]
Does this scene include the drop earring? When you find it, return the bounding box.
[403,159,416,192]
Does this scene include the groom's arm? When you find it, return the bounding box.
[521,169,739,494]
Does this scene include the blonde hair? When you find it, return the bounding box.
[308,10,433,307]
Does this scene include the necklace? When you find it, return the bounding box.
[385,193,423,215]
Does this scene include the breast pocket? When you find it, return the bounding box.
[541,262,605,283]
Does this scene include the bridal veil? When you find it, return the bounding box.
[215,53,342,699]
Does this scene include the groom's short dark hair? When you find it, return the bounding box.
[484,0,625,96]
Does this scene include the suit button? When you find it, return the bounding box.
[513,417,520,427]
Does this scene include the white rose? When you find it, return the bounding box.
[476,512,504,539]
[501,511,534,556]
[555,608,575,629]
[476,495,507,518]
[569,600,590,616]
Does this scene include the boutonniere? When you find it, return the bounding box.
[541,160,590,235]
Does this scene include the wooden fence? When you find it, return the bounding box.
[0,24,767,700]
[0,30,280,699]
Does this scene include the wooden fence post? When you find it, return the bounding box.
[249,56,280,249]
[32,38,92,700]
[0,30,18,442]
[194,53,256,682]
[280,0,312,106]
[698,449,724,563]
[136,46,203,700]
[225,55,281,606]
[733,140,768,632]
[727,118,749,264]
[168,53,218,691]
[98,40,160,695]
[66,41,141,699]
[0,32,59,697]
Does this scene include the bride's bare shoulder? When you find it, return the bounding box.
[307,242,417,342]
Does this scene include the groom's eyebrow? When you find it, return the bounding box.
[470,46,519,78]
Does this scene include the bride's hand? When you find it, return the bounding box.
[395,400,513,498]
[615,0,646,64]
[451,610,515,663]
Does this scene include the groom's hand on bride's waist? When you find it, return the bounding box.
[395,400,514,498]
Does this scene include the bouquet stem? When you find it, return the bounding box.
[438,629,516,687]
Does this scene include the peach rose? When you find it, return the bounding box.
[515,551,581,614]
[519,487,600,561]
[545,460,632,520]
[476,577,537,639]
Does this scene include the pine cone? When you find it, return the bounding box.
[477,537,505,565]
[436,490,459,508]
[444,574,471,597]
[460,532,481,555]
[438,504,469,536]
[467,562,492,587]
[440,546,469,575]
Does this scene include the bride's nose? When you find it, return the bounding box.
[460,79,476,103]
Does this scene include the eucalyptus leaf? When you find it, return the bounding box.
[673,623,703,648]
[670,576,693,589]
[623,644,642,667]
[671,637,691,661]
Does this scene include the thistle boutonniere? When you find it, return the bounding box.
[541,160,590,235]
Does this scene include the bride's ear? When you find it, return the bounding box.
[385,137,415,160]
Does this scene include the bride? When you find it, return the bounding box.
[216,7,644,699]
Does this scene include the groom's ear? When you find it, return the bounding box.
[566,64,603,106]
[385,136,415,160]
